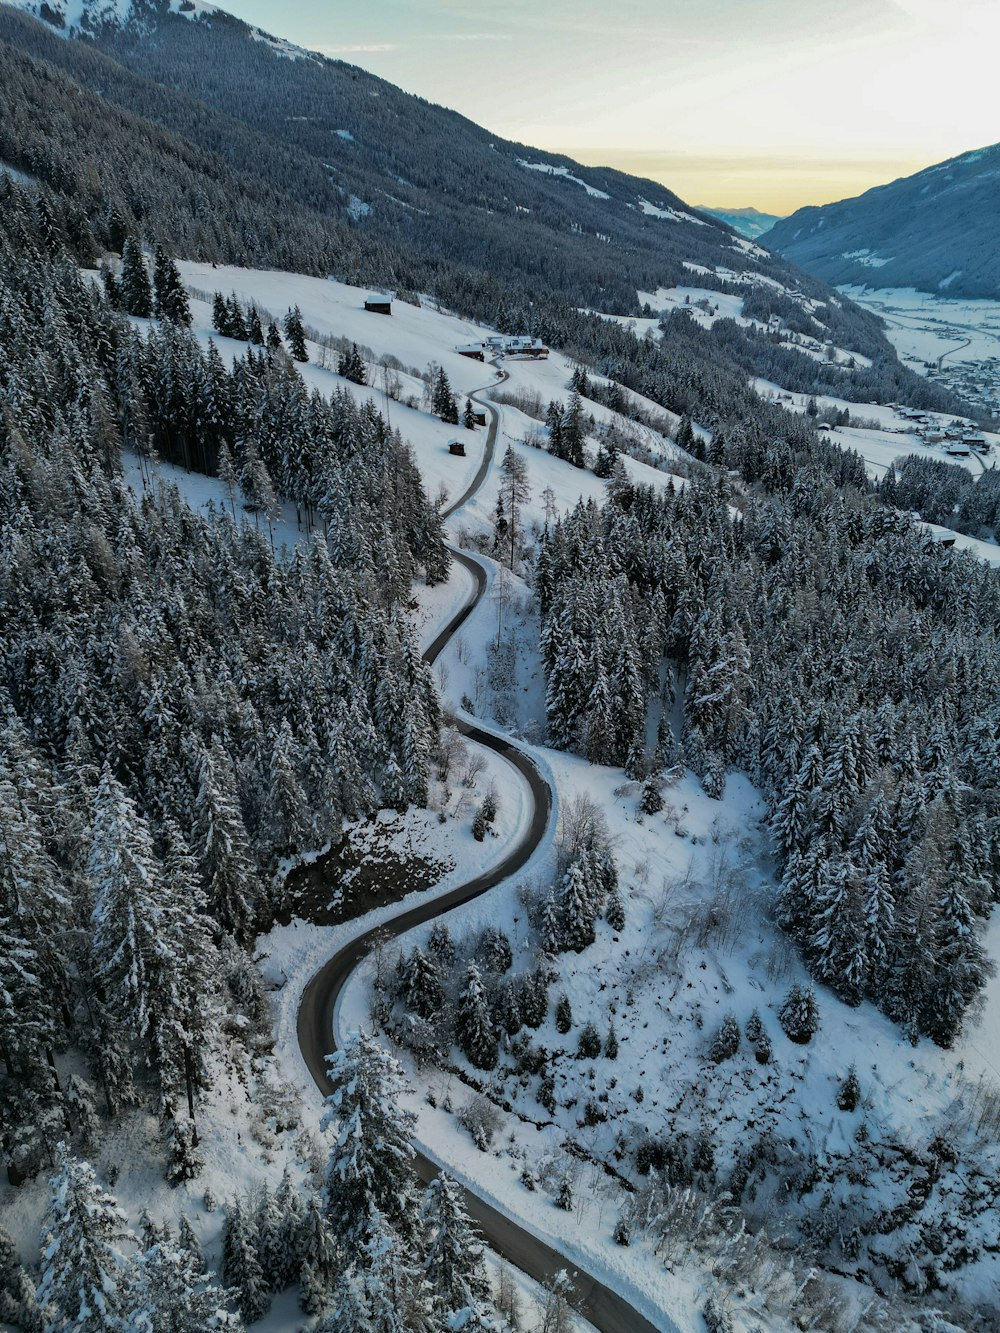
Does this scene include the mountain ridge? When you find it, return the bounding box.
[765,142,1000,300]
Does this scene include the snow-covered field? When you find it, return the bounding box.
[842,286,1000,372]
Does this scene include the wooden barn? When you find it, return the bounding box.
[456,342,487,361]
[364,294,392,316]
[470,409,487,427]
[448,439,466,457]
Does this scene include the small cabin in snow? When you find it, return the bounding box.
[364,295,392,316]
[448,440,466,457]
[470,409,487,427]
[456,343,487,361]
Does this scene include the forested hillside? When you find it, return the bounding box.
[0,176,446,1184]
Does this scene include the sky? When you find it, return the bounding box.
[218,0,1000,215]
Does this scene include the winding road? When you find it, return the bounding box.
[296,369,666,1332]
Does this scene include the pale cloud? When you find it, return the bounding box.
[317,41,401,54]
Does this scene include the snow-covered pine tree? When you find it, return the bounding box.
[455,964,497,1071]
[124,1236,241,1332]
[557,859,596,952]
[321,1031,418,1247]
[119,237,152,318]
[321,1268,375,1333]
[195,741,263,943]
[419,1173,492,1325]
[431,367,458,424]
[284,306,308,361]
[402,947,444,1019]
[297,1194,339,1313]
[0,1224,42,1333]
[222,1196,270,1324]
[152,246,191,326]
[88,764,170,1055]
[36,1144,132,1333]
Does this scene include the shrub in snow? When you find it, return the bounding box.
[537,1074,556,1115]
[709,1013,741,1063]
[457,1096,502,1151]
[512,1038,547,1076]
[202,1189,218,1213]
[555,993,573,1034]
[481,789,498,824]
[605,1019,619,1059]
[745,1008,764,1043]
[555,1174,574,1211]
[613,1212,632,1246]
[582,1099,606,1126]
[778,983,819,1044]
[838,1064,862,1112]
[577,1021,602,1059]
[519,1166,536,1191]
[703,1294,735,1333]
[753,1031,772,1064]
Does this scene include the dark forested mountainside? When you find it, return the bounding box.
[0,179,446,1184]
[538,469,1000,1046]
[0,3,973,422]
[766,143,1000,300]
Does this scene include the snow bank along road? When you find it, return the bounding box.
[297,372,666,1332]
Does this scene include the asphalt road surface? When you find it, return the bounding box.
[296,367,668,1332]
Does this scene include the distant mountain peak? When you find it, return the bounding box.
[696,205,783,241]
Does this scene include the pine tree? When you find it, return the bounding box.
[284,306,308,361]
[247,308,264,346]
[555,993,572,1034]
[36,1145,131,1333]
[119,237,152,318]
[431,367,458,424]
[152,246,191,326]
[195,742,262,943]
[297,1194,338,1312]
[419,1173,492,1324]
[402,947,443,1019]
[212,292,230,336]
[604,1019,619,1059]
[778,983,819,1044]
[463,399,476,429]
[321,1031,418,1247]
[576,1021,601,1059]
[266,321,283,352]
[125,1236,240,1332]
[222,1197,269,1323]
[0,1224,42,1333]
[88,765,169,1054]
[557,859,596,952]
[455,964,497,1071]
[322,1268,375,1333]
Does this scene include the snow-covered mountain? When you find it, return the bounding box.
[766,143,1000,299]
[696,205,783,239]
